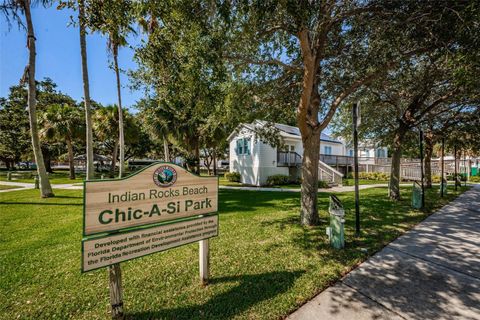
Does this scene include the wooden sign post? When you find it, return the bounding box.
[82,163,219,318]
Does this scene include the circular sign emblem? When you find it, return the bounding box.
[153,165,177,187]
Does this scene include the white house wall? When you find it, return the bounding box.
[229,129,258,185]
[256,139,289,185]
[320,141,344,156]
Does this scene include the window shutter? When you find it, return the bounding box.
[237,139,243,155]
[244,138,250,155]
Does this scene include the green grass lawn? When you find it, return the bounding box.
[0,185,22,190]
[343,179,390,185]
[0,170,137,185]
[0,185,468,319]
[0,171,84,184]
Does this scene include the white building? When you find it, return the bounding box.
[227,121,389,186]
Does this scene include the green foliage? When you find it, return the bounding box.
[266,174,290,186]
[447,173,467,182]
[225,171,241,182]
[40,103,84,143]
[318,180,330,189]
[358,172,389,181]
[0,79,79,167]
[469,176,480,183]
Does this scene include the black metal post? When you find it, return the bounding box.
[419,130,425,208]
[441,137,445,197]
[352,102,360,236]
[454,144,458,191]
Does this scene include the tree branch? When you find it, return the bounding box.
[224,55,302,71]
[319,69,383,131]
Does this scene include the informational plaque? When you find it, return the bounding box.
[83,163,218,236]
[82,215,218,272]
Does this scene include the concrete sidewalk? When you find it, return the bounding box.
[288,185,480,320]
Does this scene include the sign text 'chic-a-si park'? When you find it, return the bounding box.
[83,164,218,236]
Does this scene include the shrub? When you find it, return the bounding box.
[431,175,441,183]
[318,180,330,188]
[266,174,290,186]
[225,172,241,182]
[447,173,467,181]
[469,175,480,183]
[357,172,388,181]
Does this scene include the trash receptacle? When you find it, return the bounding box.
[412,181,423,209]
[326,195,345,249]
[440,178,447,195]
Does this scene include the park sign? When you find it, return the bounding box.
[81,162,219,273]
[83,163,218,236]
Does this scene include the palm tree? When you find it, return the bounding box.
[78,0,95,180]
[1,0,54,197]
[40,104,83,180]
[93,105,120,178]
[89,0,134,178]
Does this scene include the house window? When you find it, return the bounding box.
[349,149,354,157]
[236,137,250,155]
[324,146,332,155]
[376,148,386,158]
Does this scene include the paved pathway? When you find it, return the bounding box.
[0,181,406,193]
[288,184,480,320]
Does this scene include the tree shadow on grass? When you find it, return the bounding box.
[127,270,305,320]
[219,189,300,215]
[54,195,83,199]
[0,201,82,206]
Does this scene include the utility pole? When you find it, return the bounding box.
[441,137,445,198]
[352,102,360,237]
[419,130,425,208]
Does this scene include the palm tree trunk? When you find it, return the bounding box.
[113,47,125,178]
[79,0,95,180]
[23,0,53,198]
[110,140,119,178]
[67,139,75,180]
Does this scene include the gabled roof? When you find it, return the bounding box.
[227,120,343,144]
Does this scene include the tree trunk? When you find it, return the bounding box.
[424,132,434,188]
[23,0,53,198]
[195,142,200,175]
[300,127,321,225]
[110,140,119,178]
[389,124,407,200]
[43,147,53,173]
[79,0,95,180]
[213,150,217,176]
[163,134,170,162]
[67,139,75,180]
[113,48,125,179]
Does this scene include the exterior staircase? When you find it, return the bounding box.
[277,151,344,185]
[319,160,344,186]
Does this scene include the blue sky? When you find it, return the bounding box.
[0,4,142,110]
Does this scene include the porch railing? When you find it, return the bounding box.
[277,151,302,167]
